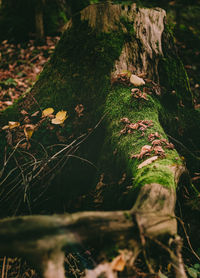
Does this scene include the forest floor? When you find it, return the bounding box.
[0,30,200,277]
[0,36,60,110]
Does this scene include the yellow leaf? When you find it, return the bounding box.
[56,110,67,121]
[42,108,54,117]
[51,110,67,125]
[24,125,35,140]
[51,118,63,125]
[8,121,20,129]
[111,255,125,271]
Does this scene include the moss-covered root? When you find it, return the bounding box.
[99,85,187,236]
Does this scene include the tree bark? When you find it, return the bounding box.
[35,0,45,43]
[0,2,199,277]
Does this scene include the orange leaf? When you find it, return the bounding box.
[111,254,125,271]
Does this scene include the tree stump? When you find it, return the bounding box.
[1,2,199,277]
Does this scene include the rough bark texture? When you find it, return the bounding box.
[0,2,199,277]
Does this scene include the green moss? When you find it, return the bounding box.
[30,19,126,130]
[0,101,20,125]
[96,85,181,195]
[123,211,132,220]
[0,9,187,214]
[159,56,192,108]
[134,161,175,189]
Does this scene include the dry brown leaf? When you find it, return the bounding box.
[138,156,158,169]
[31,111,40,117]
[111,254,125,271]
[20,109,28,115]
[75,104,84,117]
[6,130,12,145]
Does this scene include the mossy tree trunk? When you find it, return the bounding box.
[0,2,200,278]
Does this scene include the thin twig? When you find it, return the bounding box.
[167,134,200,160]
[176,216,200,262]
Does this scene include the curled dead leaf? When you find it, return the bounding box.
[111,254,125,272]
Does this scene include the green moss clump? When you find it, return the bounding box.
[97,86,181,194]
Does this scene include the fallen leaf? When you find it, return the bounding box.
[138,156,158,169]
[6,130,12,145]
[20,109,29,115]
[130,74,145,86]
[2,125,9,130]
[111,254,125,271]
[24,124,35,140]
[8,121,20,129]
[31,111,40,117]
[3,101,13,106]
[75,104,84,117]
[42,107,54,117]
[51,110,67,125]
